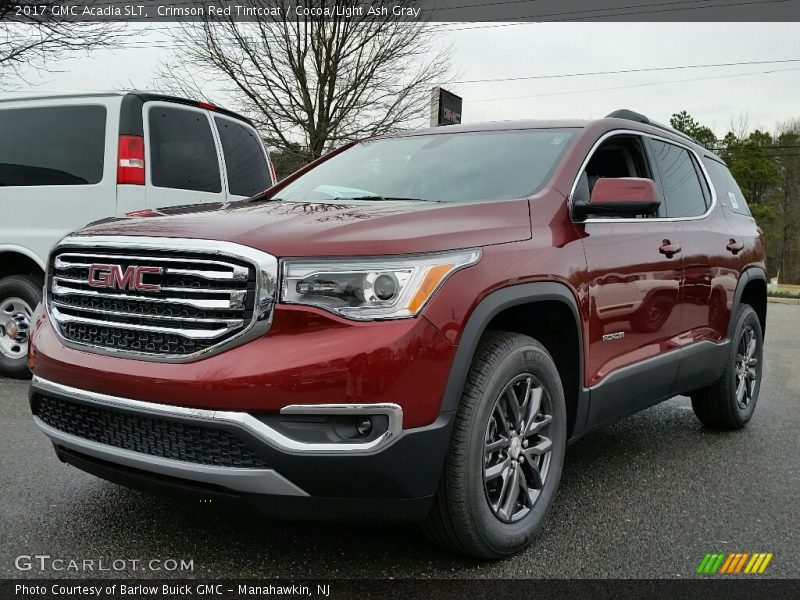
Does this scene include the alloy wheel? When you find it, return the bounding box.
[735,325,759,409]
[483,374,554,523]
[0,297,33,360]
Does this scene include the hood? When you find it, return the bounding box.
[78,198,532,257]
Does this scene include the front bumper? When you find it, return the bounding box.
[30,377,455,520]
[29,302,456,430]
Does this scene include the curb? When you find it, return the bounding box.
[767,296,800,305]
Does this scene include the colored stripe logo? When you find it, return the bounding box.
[697,552,773,574]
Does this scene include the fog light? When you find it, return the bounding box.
[356,416,373,436]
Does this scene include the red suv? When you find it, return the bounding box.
[28,109,766,558]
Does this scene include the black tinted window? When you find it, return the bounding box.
[214,117,270,196]
[703,157,750,216]
[0,105,105,186]
[149,107,220,192]
[649,140,708,218]
[275,129,576,204]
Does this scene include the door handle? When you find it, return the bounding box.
[726,239,744,254]
[659,240,682,258]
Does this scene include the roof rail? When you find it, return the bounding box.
[606,109,650,124]
[605,108,700,146]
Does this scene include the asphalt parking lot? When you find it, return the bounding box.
[1,304,798,579]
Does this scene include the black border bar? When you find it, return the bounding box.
[4,579,800,600]
[7,0,800,22]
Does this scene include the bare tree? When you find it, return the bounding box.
[728,112,751,141]
[161,0,451,165]
[0,1,122,88]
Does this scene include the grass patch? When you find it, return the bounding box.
[768,290,800,299]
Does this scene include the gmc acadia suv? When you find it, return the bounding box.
[27,109,767,558]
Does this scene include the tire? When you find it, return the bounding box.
[0,275,42,379]
[691,304,763,430]
[423,331,567,559]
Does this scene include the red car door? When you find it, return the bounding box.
[576,133,684,424]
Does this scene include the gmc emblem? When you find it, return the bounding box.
[87,264,162,292]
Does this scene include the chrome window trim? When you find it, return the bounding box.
[32,376,404,455]
[568,128,718,224]
[46,235,278,363]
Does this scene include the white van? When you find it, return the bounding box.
[0,91,276,378]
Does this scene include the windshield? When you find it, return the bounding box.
[272,129,576,204]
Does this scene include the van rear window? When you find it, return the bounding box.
[214,117,270,197]
[149,106,221,193]
[0,105,106,186]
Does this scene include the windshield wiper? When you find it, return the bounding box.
[345,196,445,203]
[247,195,282,203]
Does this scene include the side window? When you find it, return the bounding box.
[703,157,751,216]
[148,107,221,193]
[214,117,270,196]
[575,134,660,218]
[0,105,105,186]
[648,139,708,218]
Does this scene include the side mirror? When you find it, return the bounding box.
[574,177,661,220]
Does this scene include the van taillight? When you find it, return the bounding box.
[268,159,277,185]
[117,135,145,185]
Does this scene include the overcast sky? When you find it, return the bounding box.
[6,21,799,137]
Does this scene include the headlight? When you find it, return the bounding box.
[281,249,481,320]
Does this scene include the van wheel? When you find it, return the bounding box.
[691,305,763,430]
[0,275,41,379]
[423,331,567,559]
[632,295,674,333]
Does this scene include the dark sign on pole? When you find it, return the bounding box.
[430,87,462,127]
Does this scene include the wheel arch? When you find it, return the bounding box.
[440,282,587,439]
[730,268,767,339]
[0,246,45,282]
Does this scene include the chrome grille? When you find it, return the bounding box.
[46,237,278,361]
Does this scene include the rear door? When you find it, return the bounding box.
[144,102,226,209]
[646,138,733,347]
[211,114,273,201]
[702,157,761,337]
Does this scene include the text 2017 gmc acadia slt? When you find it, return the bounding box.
[28,109,767,558]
